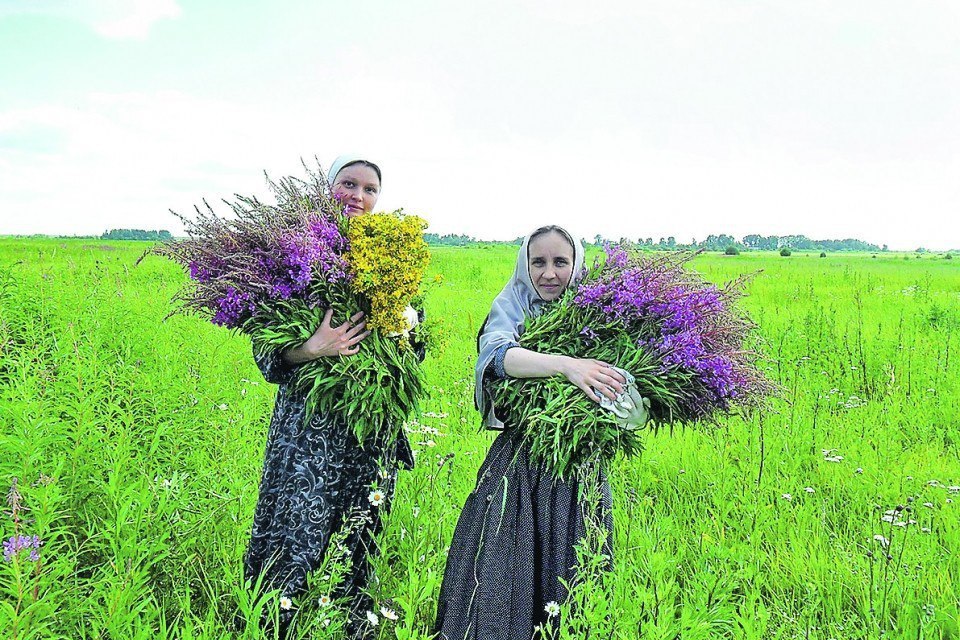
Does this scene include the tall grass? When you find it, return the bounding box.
[1,239,958,638]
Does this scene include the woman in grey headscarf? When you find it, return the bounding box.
[433,225,627,640]
[244,155,417,637]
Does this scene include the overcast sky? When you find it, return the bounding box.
[1,0,958,249]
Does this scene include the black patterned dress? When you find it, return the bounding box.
[433,353,614,640]
[243,345,414,627]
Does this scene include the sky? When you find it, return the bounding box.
[1,0,958,250]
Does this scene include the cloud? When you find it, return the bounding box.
[0,0,181,39]
[1,85,958,250]
[0,84,462,236]
[90,0,181,39]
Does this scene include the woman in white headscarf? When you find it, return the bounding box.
[434,225,627,640]
[244,155,417,637]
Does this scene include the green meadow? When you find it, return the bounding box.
[1,238,958,639]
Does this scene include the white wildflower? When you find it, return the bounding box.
[923,502,934,508]
[804,487,815,494]
[279,596,293,610]
[782,493,793,501]
[380,606,399,621]
[855,468,864,474]
[544,601,561,617]
[366,611,379,626]
[873,534,890,548]
[368,489,386,507]
[318,595,332,607]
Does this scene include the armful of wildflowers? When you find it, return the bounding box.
[492,245,775,480]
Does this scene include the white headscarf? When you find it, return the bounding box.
[475,226,585,429]
[328,154,382,187]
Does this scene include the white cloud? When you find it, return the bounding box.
[0,0,181,39]
[1,85,959,250]
[1,1,959,249]
[90,0,181,39]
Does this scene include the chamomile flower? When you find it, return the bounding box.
[544,601,561,617]
[366,611,380,626]
[368,489,386,507]
[279,596,293,610]
[380,606,399,621]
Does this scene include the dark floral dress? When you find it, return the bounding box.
[433,353,614,640]
[244,345,415,630]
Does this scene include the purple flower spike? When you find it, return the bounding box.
[3,534,42,563]
[212,287,255,328]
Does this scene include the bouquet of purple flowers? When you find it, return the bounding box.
[493,245,774,478]
[151,165,430,444]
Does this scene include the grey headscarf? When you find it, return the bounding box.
[475,226,585,429]
[328,154,382,187]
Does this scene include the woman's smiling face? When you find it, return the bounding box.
[528,230,575,301]
[332,163,381,217]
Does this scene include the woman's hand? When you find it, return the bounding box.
[282,309,370,364]
[559,357,627,403]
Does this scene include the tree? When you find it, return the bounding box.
[100,229,173,241]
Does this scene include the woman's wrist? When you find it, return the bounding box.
[282,343,314,365]
[552,354,573,378]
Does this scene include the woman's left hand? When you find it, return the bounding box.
[558,357,627,403]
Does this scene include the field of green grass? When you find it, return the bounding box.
[1,238,959,639]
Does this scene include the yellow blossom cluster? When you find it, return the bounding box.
[347,211,430,334]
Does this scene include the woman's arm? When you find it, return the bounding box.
[281,309,370,365]
[503,347,626,403]
[253,344,298,385]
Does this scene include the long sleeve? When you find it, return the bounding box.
[487,342,518,380]
[253,343,299,385]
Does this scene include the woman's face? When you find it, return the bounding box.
[332,163,381,217]
[528,231,575,301]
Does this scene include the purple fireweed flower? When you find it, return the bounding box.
[212,287,255,328]
[3,534,41,563]
[603,243,629,268]
[572,245,758,417]
[188,256,225,283]
[580,325,599,342]
[306,215,350,282]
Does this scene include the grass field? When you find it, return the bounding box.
[1,238,959,639]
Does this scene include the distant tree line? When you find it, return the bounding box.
[593,234,885,252]
[405,231,955,254]
[425,233,522,246]
[100,229,173,241]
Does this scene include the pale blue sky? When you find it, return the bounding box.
[1,0,958,249]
